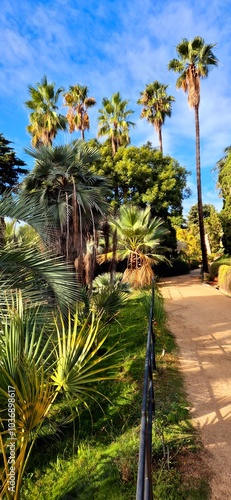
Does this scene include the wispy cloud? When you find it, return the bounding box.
[0,0,230,213]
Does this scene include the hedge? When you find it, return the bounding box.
[218,265,231,296]
[209,257,231,280]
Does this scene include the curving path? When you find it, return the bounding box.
[159,270,231,500]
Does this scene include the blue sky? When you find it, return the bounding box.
[0,0,230,215]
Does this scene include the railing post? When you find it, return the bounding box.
[136,280,155,500]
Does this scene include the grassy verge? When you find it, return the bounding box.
[21,289,210,500]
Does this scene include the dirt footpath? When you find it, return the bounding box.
[159,270,231,500]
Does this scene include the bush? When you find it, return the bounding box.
[209,256,231,280]
[154,257,190,278]
[91,273,130,321]
[190,259,200,270]
[218,265,231,295]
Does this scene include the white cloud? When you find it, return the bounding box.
[0,0,229,217]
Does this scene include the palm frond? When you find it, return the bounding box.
[0,246,81,312]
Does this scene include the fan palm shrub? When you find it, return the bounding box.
[21,141,109,284]
[0,292,118,499]
[0,191,119,497]
[97,205,170,287]
[91,273,130,321]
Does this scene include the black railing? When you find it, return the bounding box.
[136,281,156,500]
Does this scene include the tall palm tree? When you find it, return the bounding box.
[22,141,109,283]
[25,75,67,147]
[98,92,135,279]
[63,84,96,140]
[98,92,135,157]
[98,205,169,287]
[137,81,175,153]
[168,36,218,275]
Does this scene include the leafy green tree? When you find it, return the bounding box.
[0,133,27,193]
[63,84,96,140]
[3,220,42,250]
[188,203,212,225]
[0,133,28,245]
[98,92,135,157]
[168,36,218,274]
[90,141,190,218]
[17,223,42,248]
[176,226,201,261]
[216,147,231,253]
[137,81,175,153]
[187,203,223,255]
[25,75,67,146]
[98,205,169,286]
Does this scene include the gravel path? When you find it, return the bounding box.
[159,270,231,500]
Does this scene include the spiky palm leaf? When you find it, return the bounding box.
[0,246,81,313]
[97,205,170,286]
[0,292,120,499]
[98,205,169,265]
[51,311,119,396]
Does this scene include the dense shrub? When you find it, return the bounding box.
[154,257,190,277]
[209,256,231,279]
[91,273,130,321]
[218,265,231,295]
[190,259,200,270]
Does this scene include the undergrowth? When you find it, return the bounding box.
[21,288,210,500]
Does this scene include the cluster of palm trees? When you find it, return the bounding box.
[23,78,174,285]
[0,35,219,498]
[24,36,218,276]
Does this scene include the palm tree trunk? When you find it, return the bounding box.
[112,137,116,157]
[158,126,163,153]
[65,192,69,261]
[0,216,6,247]
[194,104,209,275]
[110,228,117,283]
[72,185,84,282]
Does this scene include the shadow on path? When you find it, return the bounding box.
[159,271,231,500]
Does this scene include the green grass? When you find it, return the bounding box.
[20,289,210,500]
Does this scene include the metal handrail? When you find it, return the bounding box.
[136,281,155,500]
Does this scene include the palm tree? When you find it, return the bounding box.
[168,36,218,275]
[22,141,109,284]
[63,84,96,140]
[0,192,83,319]
[98,205,169,287]
[98,93,135,279]
[98,92,135,157]
[25,75,67,147]
[137,81,175,153]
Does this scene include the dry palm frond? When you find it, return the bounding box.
[122,264,154,288]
